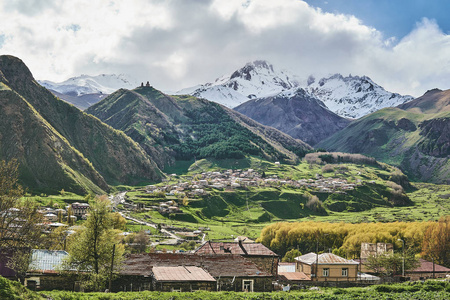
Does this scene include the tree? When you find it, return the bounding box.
[0,160,44,282]
[65,195,124,291]
[125,231,149,254]
[282,249,302,262]
[421,216,450,267]
[110,212,126,230]
[365,250,419,277]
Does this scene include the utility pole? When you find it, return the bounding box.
[397,239,405,277]
[108,244,116,292]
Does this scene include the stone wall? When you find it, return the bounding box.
[112,275,152,292]
[245,256,279,277]
[26,274,78,291]
[361,242,393,259]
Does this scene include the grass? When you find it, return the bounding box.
[118,157,450,243]
[40,280,450,299]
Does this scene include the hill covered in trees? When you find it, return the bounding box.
[86,86,311,171]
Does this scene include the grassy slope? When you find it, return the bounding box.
[0,55,163,190]
[123,158,449,241]
[0,88,106,194]
[317,108,450,183]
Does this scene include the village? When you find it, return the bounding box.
[0,171,448,293]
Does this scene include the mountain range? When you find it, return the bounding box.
[175,60,413,119]
[0,55,162,194]
[38,74,139,110]
[318,89,450,184]
[304,74,413,119]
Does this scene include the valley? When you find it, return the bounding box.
[27,156,449,249]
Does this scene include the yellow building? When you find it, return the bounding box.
[295,252,359,281]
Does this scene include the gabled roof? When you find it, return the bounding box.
[28,249,68,273]
[408,259,450,273]
[195,241,277,256]
[295,252,359,265]
[152,266,216,282]
[120,253,271,278]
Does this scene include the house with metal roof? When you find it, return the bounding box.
[25,249,72,290]
[295,252,359,282]
[194,240,279,277]
[116,253,273,292]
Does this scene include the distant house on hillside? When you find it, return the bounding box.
[295,252,359,282]
[70,202,89,218]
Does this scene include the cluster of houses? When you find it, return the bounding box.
[2,239,448,292]
[36,202,90,232]
[146,169,360,199]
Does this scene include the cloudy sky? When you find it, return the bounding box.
[1,0,449,96]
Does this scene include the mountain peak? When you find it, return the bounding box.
[176,60,300,108]
[306,73,413,118]
[0,55,36,87]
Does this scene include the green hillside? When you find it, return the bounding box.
[317,107,450,184]
[86,86,312,170]
[0,55,163,193]
[116,155,449,241]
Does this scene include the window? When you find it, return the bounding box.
[243,279,254,292]
[342,268,348,277]
[323,268,329,277]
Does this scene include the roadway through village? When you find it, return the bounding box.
[109,191,182,246]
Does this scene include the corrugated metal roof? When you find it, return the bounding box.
[279,272,310,281]
[28,250,68,272]
[153,266,216,282]
[295,252,359,265]
[120,253,272,277]
[195,241,277,256]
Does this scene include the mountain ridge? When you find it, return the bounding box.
[0,55,163,193]
[317,90,450,184]
[86,85,312,170]
[234,88,351,145]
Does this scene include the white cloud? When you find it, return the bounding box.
[0,0,449,96]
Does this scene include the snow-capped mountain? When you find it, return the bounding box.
[38,74,139,96]
[304,74,414,119]
[175,60,301,108]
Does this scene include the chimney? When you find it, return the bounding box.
[238,240,248,255]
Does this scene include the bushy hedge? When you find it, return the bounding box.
[41,281,450,300]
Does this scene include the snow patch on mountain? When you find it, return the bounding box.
[175,60,302,108]
[304,74,414,119]
[38,74,139,96]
